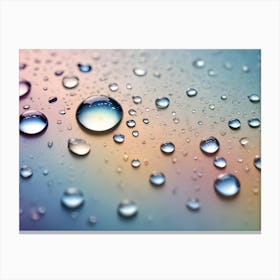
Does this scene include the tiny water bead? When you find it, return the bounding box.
[19,110,48,135]
[186,199,200,211]
[214,174,240,197]
[88,215,97,225]
[48,96,58,103]
[208,69,216,77]
[221,95,227,100]
[126,83,133,90]
[254,156,261,170]
[143,118,149,124]
[248,118,261,128]
[248,93,260,103]
[19,63,27,70]
[192,58,205,68]
[19,80,31,98]
[200,136,220,154]
[117,200,138,218]
[77,63,92,73]
[160,141,175,154]
[132,96,142,104]
[38,206,47,215]
[132,130,139,137]
[131,159,141,168]
[23,104,30,110]
[108,83,119,92]
[113,133,125,143]
[239,137,249,146]
[43,169,49,176]
[128,109,137,116]
[149,172,166,186]
[54,70,64,76]
[186,88,198,97]
[213,156,227,169]
[126,119,136,128]
[61,188,85,209]
[133,67,147,77]
[242,65,250,72]
[68,138,91,156]
[228,119,241,130]
[62,76,79,89]
[20,165,33,179]
[155,97,170,109]
[76,95,123,132]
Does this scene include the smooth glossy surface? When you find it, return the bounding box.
[254,156,261,170]
[20,165,33,179]
[113,133,125,143]
[77,63,92,73]
[19,80,31,98]
[132,96,142,104]
[213,157,227,169]
[160,141,175,154]
[248,118,261,128]
[126,119,136,128]
[133,67,147,76]
[186,88,198,97]
[108,83,119,92]
[192,58,205,68]
[186,199,201,211]
[131,159,141,168]
[248,93,260,103]
[228,119,241,129]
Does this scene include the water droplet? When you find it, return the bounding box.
[186,199,200,211]
[200,136,220,154]
[192,58,205,68]
[68,138,91,156]
[239,137,249,146]
[123,153,129,161]
[61,188,85,209]
[155,97,170,109]
[221,95,227,100]
[126,83,132,89]
[248,93,260,103]
[19,80,31,97]
[214,174,240,197]
[54,70,64,76]
[132,130,139,137]
[113,133,125,143]
[59,109,66,115]
[254,156,261,170]
[132,96,142,104]
[57,120,62,125]
[131,159,141,168]
[248,118,261,128]
[62,76,79,89]
[126,119,136,128]
[149,172,165,186]
[213,157,227,169]
[128,109,137,116]
[20,165,33,179]
[197,121,203,125]
[242,65,250,72]
[209,104,215,110]
[43,169,49,176]
[117,200,138,218]
[160,141,175,154]
[133,67,147,76]
[48,96,57,104]
[19,110,48,135]
[19,63,27,70]
[223,62,232,70]
[108,83,119,92]
[47,140,53,148]
[88,215,97,225]
[153,72,161,78]
[77,63,92,73]
[143,118,149,124]
[173,117,180,124]
[76,95,123,132]
[38,206,46,215]
[208,69,216,77]
[186,88,198,97]
[228,119,241,129]
[23,104,30,110]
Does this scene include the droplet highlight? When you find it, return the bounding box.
[186,88,198,97]
[133,67,147,77]
[108,83,119,92]
[213,157,227,169]
[19,80,31,98]
[186,199,200,211]
[248,93,260,103]
[77,63,92,73]
[20,165,33,179]
[228,119,241,130]
[248,118,261,128]
[254,156,261,170]
[113,133,125,143]
[62,76,79,89]
[117,200,138,218]
[131,159,141,168]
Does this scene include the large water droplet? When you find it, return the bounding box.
[248,93,260,103]
[108,83,119,92]
[77,63,92,73]
[214,174,240,197]
[61,188,85,209]
[68,138,91,156]
[160,141,175,154]
[126,119,136,128]
[132,96,142,104]
[20,165,33,179]
[113,133,125,143]
[248,118,261,128]
[254,156,261,170]
[19,80,31,98]
[131,159,141,168]
[186,199,200,211]
[228,119,241,129]
[200,136,220,154]
[19,110,48,135]
[155,97,170,109]
[192,58,205,68]
[186,88,198,97]
[149,172,165,186]
[213,156,227,169]
[76,95,123,132]
[133,67,147,76]
[62,76,79,89]
[117,200,138,218]
[239,137,249,146]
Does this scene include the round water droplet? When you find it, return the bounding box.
[19,110,48,135]
[54,70,64,76]
[132,130,139,137]
[76,95,123,132]
[43,169,49,176]
[133,67,147,76]
[155,97,170,109]
[126,119,136,128]
[214,174,240,197]
[59,109,66,115]
[117,200,138,218]
[213,156,227,169]
[62,76,79,89]
[248,118,261,128]
[186,88,198,97]
[248,93,260,103]
[200,136,220,154]
[143,118,149,124]
[23,104,30,110]
[88,215,97,225]
[197,120,203,125]
[239,137,249,146]
[149,172,165,186]
[209,104,215,110]
[186,199,200,211]
[221,95,227,100]
[19,63,27,70]
[242,65,250,72]
[47,140,53,148]
[38,206,46,215]
[20,165,33,179]
[108,83,119,92]
[48,96,57,103]
[192,58,205,68]
[228,119,241,130]
[128,109,137,116]
[131,159,141,168]
[254,156,261,170]
[19,80,31,97]
[68,138,91,156]
[77,63,92,73]
[160,141,175,154]
[126,83,132,89]
[61,188,85,209]
[208,69,216,77]
[113,133,125,143]
[132,96,142,104]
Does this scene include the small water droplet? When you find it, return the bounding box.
[68,138,91,156]
[248,118,261,128]
[117,200,138,218]
[132,130,139,137]
[76,95,123,132]
[133,67,147,76]
[208,69,216,77]
[38,206,46,215]
[155,97,170,109]
[153,72,161,78]
[248,93,260,103]
[20,165,33,179]
[47,140,53,148]
[23,104,30,110]
[54,70,64,76]
[131,159,141,168]
[123,153,129,161]
[43,169,49,176]
[19,110,48,135]
[126,83,133,89]
[149,172,165,186]
[57,120,62,125]
[186,88,198,97]
[239,137,249,146]
[242,65,250,72]
[113,133,125,143]
[228,119,241,129]
[132,96,142,104]
[128,109,137,116]
[19,80,31,97]
[213,157,227,169]
[186,199,200,211]
[200,136,220,154]
[77,63,92,73]
[108,83,119,92]
[209,104,215,110]
[160,141,175,154]
[173,117,180,124]
[61,188,85,209]
[62,76,79,89]
[192,58,205,68]
[254,156,261,170]
[214,174,240,197]
[126,119,136,128]
[48,96,58,103]
[88,215,97,225]
[143,118,149,124]
[221,95,227,100]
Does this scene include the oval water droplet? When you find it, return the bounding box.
[76,95,123,132]
[62,76,79,89]
[213,156,227,169]
[19,63,27,70]
[221,95,227,100]
[242,65,250,72]
[61,188,85,209]
[143,118,149,124]
[54,70,64,76]
[200,136,220,154]
[43,169,49,176]
[186,88,198,97]
[133,67,147,77]
[108,83,119,92]
[48,96,58,103]
[149,172,166,186]
[254,156,261,170]
[192,58,205,68]
[248,93,260,103]
[19,80,31,98]
[160,141,175,154]
[132,96,142,104]
[77,63,92,73]
[155,97,170,109]
[208,69,216,77]
[20,165,33,179]
[126,119,136,128]
[248,118,261,128]
[186,199,200,211]
[132,130,139,137]
[228,119,241,130]
[117,200,138,218]
[239,137,249,146]
[209,104,215,110]
[131,159,141,168]
[38,206,46,215]
[19,110,48,135]
[126,83,132,89]
[68,138,91,156]
[214,174,240,197]
[128,109,137,116]
[113,133,125,143]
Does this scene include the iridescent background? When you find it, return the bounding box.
[19,49,261,231]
